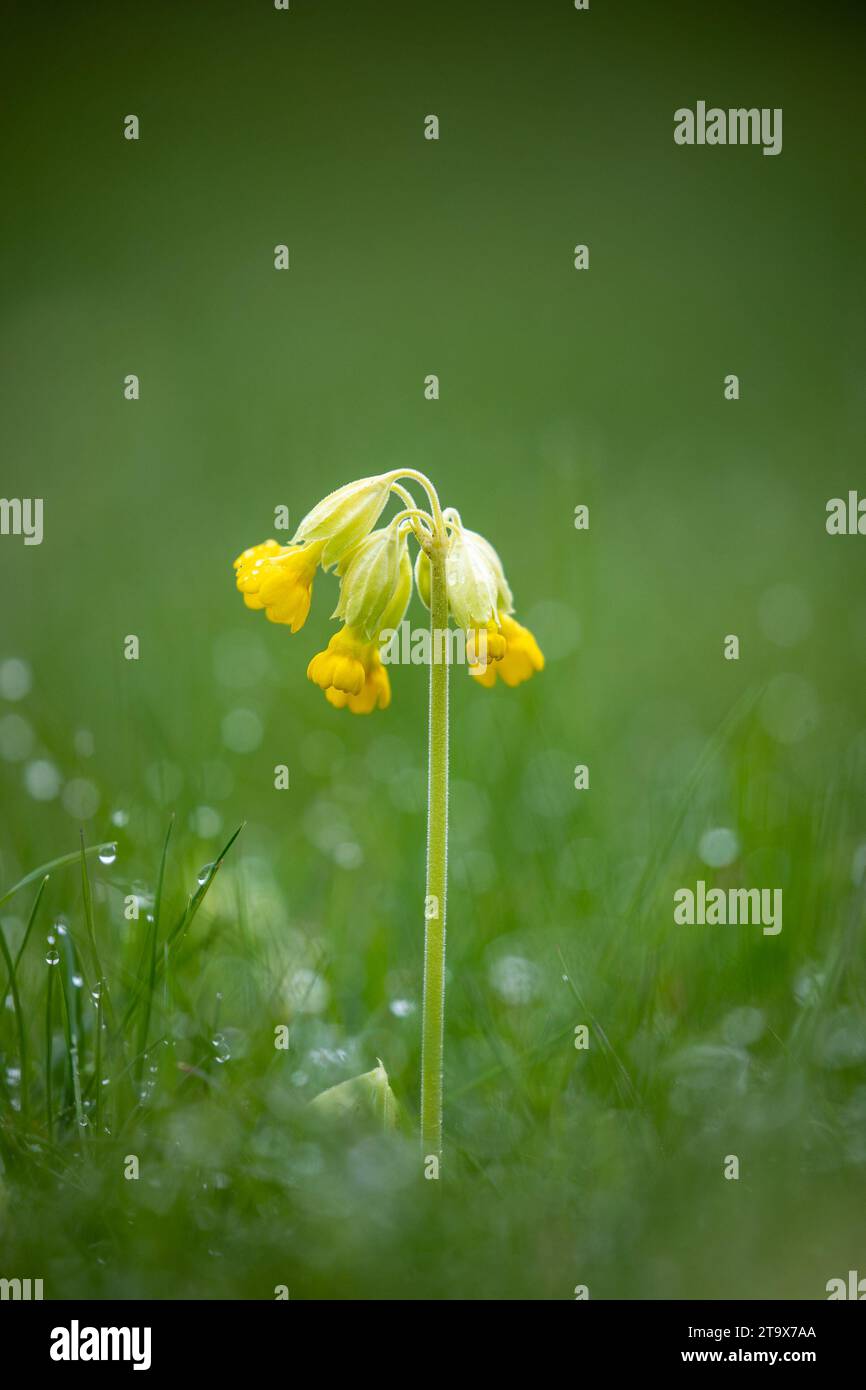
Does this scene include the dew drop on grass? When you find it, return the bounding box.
[389,999,416,1018]
[45,949,60,966]
[211,1034,231,1064]
[71,974,83,989]
[98,843,118,866]
[197,863,215,885]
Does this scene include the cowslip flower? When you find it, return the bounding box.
[324,651,391,714]
[415,516,538,681]
[233,477,542,708]
[233,539,323,632]
[307,530,412,711]
[232,469,544,1159]
[470,613,545,687]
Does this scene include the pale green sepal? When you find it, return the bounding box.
[444,527,499,630]
[292,474,394,570]
[333,524,406,639]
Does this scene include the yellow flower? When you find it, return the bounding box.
[234,473,543,721]
[308,543,411,712]
[471,614,544,688]
[233,538,282,588]
[234,540,322,632]
[307,625,377,697]
[466,619,506,669]
[325,652,391,714]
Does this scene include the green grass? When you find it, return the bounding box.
[1,669,864,1300]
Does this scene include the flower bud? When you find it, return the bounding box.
[379,544,413,632]
[292,473,394,569]
[414,546,431,610]
[464,528,513,615]
[444,527,499,631]
[333,523,408,640]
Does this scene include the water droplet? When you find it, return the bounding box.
[111,809,129,828]
[489,954,543,1006]
[389,998,416,1018]
[98,843,117,866]
[211,1033,231,1064]
[46,949,60,966]
[197,862,215,885]
[71,974,83,989]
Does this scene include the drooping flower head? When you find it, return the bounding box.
[232,471,543,712]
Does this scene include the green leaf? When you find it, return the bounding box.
[309,1061,399,1131]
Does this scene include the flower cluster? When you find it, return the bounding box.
[232,471,544,713]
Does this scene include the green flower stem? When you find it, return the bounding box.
[421,539,449,1158]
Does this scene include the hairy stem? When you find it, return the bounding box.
[421,539,449,1158]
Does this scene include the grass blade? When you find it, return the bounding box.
[0,921,28,1116]
[135,816,173,1089]
[0,844,115,912]
[13,873,49,974]
[45,962,55,1142]
[121,821,244,1036]
[79,831,114,1031]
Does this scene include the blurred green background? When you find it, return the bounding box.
[1,0,865,1298]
